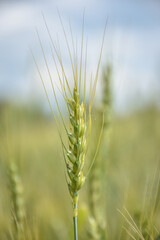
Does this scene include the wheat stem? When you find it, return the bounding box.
[73,203,78,240]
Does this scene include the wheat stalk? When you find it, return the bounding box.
[32,12,106,240]
[88,64,112,240]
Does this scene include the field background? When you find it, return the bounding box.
[0,1,160,238]
[0,102,160,239]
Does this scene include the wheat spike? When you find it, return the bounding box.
[33,12,106,240]
[8,160,25,239]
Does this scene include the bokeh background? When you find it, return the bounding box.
[1,0,160,112]
[0,0,160,239]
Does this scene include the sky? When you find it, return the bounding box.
[0,0,160,113]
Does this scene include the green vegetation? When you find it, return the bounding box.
[32,15,107,240]
[0,19,159,237]
[0,101,160,239]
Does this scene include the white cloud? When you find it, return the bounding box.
[0,3,38,36]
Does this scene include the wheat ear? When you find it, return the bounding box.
[102,64,112,131]
[88,64,112,239]
[66,84,87,239]
[33,12,106,240]
[8,160,24,239]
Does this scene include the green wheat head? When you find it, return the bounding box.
[32,13,106,217]
[32,12,106,240]
[88,63,112,240]
[8,160,24,238]
[66,85,87,217]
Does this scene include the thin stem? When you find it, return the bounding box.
[73,204,78,240]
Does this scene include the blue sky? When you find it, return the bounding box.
[0,0,160,113]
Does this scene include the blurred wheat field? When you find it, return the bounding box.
[0,0,160,239]
[0,103,160,239]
